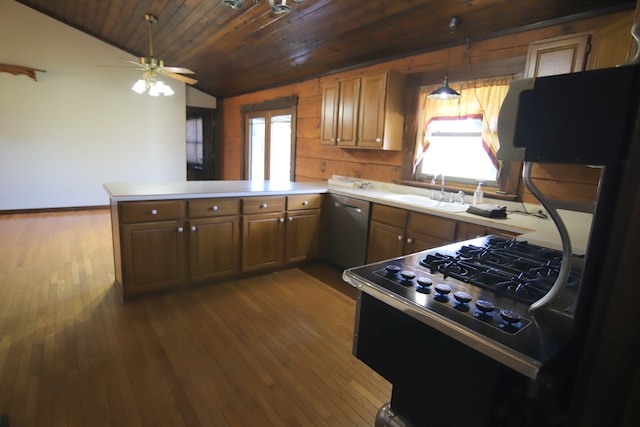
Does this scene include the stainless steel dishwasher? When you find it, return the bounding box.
[325,194,371,269]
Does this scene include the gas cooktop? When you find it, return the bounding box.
[343,235,582,379]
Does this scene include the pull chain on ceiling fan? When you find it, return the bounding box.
[128,13,198,96]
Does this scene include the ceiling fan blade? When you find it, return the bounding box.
[162,66,195,74]
[163,71,198,85]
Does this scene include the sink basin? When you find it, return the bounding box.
[383,193,468,213]
[383,193,441,207]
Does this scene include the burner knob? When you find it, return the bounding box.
[400,271,416,281]
[476,300,495,313]
[417,277,433,287]
[500,310,522,324]
[453,291,472,304]
[385,265,401,274]
[434,284,452,295]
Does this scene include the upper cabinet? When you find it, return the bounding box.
[588,12,636,69]
[320,71,406,150]
[524,33,591,78]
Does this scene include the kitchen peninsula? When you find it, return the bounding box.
[104,180,328,300]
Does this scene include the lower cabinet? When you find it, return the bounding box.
[366,203,520,263]
[456,221,519,241]
[367,204,457,263]
[242,212,285,272]
[121,220,187,296]
[241,194,323,272]
[189,216,240,281]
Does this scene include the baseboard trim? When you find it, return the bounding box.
[0,205,109,215]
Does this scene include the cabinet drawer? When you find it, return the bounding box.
[287,194,323,211]
[242,196,286,214]
[189,198,240,218]
[407,212,457,242]
[371,204,407,228]
[119,201,185,223]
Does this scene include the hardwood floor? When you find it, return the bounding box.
[0,209,391,426]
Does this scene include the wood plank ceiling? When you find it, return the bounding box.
[17,0,633,97]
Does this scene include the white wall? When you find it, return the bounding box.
[0,0,214,210]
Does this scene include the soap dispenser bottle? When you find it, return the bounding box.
[473,183,484,205]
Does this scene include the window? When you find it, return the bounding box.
[242,97,297,182]
[186,117,203,170]
[413,76,516,188]
[416,117,498,185]
[247,110,293,181]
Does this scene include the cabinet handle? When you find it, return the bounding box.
[212,205,219,211]
[260,203,268,209]
[397,235,403,241]
[406,238,413,243]
[191,226,197,232]
[151,209,158,215]
[177,227,184,233]
[302,200,309,206]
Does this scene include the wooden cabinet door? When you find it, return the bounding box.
[121,220,186,297]
[336,77,360,147]
[242,213,284,272]
[358,73,387,148]
[367,221,404,263]
[285,210,321,264]
[405,231,444,254]
[189,216,240,281]
[320,81,339,145]
[589,12,635,69]
[524,33,590,78]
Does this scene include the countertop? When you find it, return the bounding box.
[103,176,593,254]
[103,180,329,201]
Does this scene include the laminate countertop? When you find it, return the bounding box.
[103,180,329,202]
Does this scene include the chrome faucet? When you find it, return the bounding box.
[439,174,446,201]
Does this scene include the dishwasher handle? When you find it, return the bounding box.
[334,201,363,213]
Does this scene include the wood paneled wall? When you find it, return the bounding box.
[220,11,632,202]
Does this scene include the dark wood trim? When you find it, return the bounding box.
[0,205,110,215]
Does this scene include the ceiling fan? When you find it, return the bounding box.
[126,13,198,95]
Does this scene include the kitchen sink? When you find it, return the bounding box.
[383,193,468,213]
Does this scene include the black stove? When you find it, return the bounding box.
[344,235,583,380]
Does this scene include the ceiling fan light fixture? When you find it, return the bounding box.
[428,75,461,100]
[222,0,244,10]
[131,78,174,96]
[270,0,292,14]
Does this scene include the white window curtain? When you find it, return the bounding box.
[413,75,517,175]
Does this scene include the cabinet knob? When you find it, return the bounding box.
[397,235,403,241]
[191,226,197,232]
[288,217,293,222]
[406,238,413,243]
[302,200,309,206]
[260,203,268,209]
[375,138,381,143]
[212,205,219,211]
[336,138,341,142]
[150,209,158,215]
[279,218,285,223]
[177,227,184,233]
[331,138,335,142]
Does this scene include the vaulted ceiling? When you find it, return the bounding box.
[17,0,633,98]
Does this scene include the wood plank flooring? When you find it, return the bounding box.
[0,209,391,426]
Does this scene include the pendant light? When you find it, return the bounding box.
[429,17,461,100]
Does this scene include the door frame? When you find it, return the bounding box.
[241,96,298,180]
